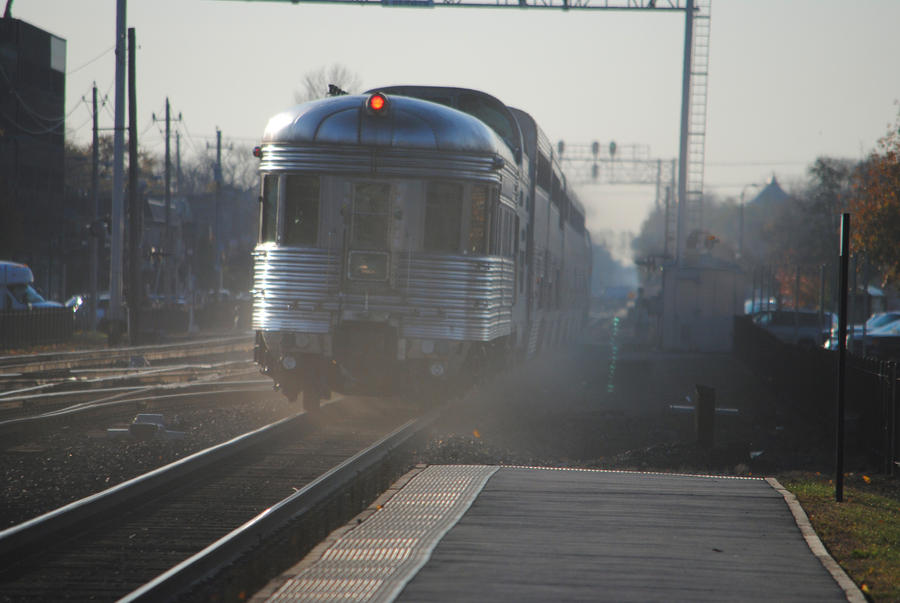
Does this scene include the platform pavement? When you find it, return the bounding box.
[259,466,864,602]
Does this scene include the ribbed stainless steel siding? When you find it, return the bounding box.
[399,254,515,341]
[253,247,514,342]
[259,145,503,184]
[252,246,340,333]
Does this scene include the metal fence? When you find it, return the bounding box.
[0,307,75,349]
[734,315,898,474]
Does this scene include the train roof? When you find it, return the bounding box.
[508,107,587,219]
[262,93,510,159]
[367,85,523,163]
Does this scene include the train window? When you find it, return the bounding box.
[516,215,524,294]
[424,182,463,253]
[458,93,515,151]
[537,154,551,192]
[283,175,319,246]
[259,174,278,243]
[490,204,516,259]
[468,185,490,255]
[351,182,391,250]
[570,208,585,233]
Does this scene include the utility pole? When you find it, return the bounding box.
[127,27,142,345]
[152,101,183,305]
[109,0,126,344]
[89,83,99,331]
[215,127,223,293]
[175,130,182,196]
[165,98,172,303]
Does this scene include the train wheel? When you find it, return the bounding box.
[302,389,321,413]
[282,384,300,403]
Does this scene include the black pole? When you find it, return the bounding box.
[127,27,142,345]
[90,84,99,331]
[836,213,850,503]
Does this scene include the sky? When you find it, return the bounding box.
[10,0,900,244]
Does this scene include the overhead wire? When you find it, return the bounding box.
[67,45,115,76]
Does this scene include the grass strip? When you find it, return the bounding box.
[781,473,900,602]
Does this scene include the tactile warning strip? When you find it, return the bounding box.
[267,465,498,602]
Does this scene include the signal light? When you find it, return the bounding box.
[253,146,262,158]
[367,93,387,114]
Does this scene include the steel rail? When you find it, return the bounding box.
[0,359,256,400]
[0,379,274,428]
[0,408,307,566]
[121,407,439,602]
[0,334,253,372]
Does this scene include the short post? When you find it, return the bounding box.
[695,384,715,449]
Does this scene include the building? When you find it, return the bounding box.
[0,16,67,298]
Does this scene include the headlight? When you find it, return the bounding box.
[281,355,297,370]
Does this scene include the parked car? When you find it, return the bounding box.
[0,261,64,311]
[858,320,900,360]
[751,310,832,346]
[823,311,900,351]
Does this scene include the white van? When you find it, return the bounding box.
[0,261,64,311]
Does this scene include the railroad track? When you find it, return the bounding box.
[0,394,434,601]
[0,359,265,426]
[0,335,262,430]
[0,334,253,374]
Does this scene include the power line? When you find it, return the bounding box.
[67,45,115,75]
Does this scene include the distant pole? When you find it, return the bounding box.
[175,130,182,195]
[164,97,172,303]
[127,27,142,346]
[89,83,99,332]
[663,185,671,258]
[655,159,662,210]
[215,127,223,293]
[675,0,694,266]
[836,213,850,503]
[109,0,126,345]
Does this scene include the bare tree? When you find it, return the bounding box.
[294,64,363,103]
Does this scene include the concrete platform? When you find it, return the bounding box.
[259,466,863,602]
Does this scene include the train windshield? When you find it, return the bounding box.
[424,182,463,253]
[259,174,278,243]
[468,185,490,255]
[284,175,320,246]
[351,183,391,250]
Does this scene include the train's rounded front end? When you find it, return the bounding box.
[251,92,516,406]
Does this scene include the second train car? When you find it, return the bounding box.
[251,86,592,409]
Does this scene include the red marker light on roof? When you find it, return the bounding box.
[367,93,387,114]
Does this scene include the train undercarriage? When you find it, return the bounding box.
[254,327,513,410]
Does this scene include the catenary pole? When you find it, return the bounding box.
[127,27,142,345]
[165,97,172,303]
[215,127,223,293]
[675,0,693,265]
[89,83,99,332]
[109,0,126,344]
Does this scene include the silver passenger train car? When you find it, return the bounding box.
[252,86,592,408]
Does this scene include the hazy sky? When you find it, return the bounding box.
[11,0,900,238]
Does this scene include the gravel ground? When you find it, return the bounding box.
[0,339,875,531]
[416,342,842,477]
[1,395,296,528]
